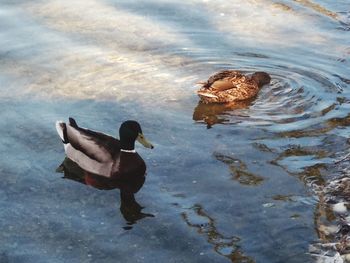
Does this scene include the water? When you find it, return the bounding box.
[0,0,349,262]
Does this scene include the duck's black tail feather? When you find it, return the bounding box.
[55,121,69,144]
[69,117,78,128]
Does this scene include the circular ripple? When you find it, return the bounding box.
[193,57,348,135]
[250,66,342,130]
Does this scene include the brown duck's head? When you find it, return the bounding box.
[252,72,271,88]
[120,120,154,150]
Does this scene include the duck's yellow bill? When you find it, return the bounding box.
[137,133,154,149]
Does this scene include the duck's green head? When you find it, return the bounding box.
[252,72,271,88]
[119,120,154,150]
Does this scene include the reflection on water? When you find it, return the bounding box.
[292,0,338,19]
[272,195,294,202]
[182,204,254,263]
[193,100,253,128]
[57,158,154,227]
[214,153,264,186]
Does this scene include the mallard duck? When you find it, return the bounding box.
[197,70,271,103]
[55,118,154,184]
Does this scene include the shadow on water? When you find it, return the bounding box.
[56,157,154,228]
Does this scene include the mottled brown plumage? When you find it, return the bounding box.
[197,70,271,103]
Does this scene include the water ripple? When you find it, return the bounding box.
[193,56,349,136]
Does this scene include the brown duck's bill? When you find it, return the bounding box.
[137,133,154,149]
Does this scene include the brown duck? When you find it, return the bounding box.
[55,118,154,189]
[197,70,271,104]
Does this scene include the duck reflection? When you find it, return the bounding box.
[57,157,154,225]
[193,100,253,128]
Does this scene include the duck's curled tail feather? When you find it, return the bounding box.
[69,117,78,128]
[55,121,69,144]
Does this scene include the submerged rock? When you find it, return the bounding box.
[312,175,350,262]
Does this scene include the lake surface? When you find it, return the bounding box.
[1,0,349,262]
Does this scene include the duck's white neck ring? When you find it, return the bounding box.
[121,149,136,153]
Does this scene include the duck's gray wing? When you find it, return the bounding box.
[65,124,120,163]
